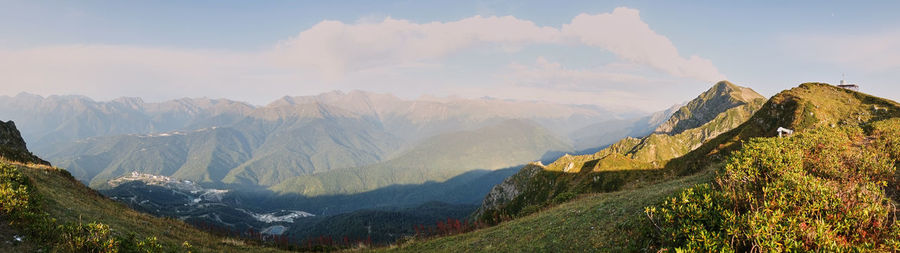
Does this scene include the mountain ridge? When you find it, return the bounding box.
[20,90,665,190]
[474,81,766,221]
[653,80,764,135]
[390,82,900,251]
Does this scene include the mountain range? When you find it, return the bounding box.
[2,91,667,192]
[3,81,898,251]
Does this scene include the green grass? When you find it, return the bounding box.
[6,162,286,252]
[382,170,714,252]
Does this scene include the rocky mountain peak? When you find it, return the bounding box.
[653,81,765,135]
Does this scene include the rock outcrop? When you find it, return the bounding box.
[0,120,49,165]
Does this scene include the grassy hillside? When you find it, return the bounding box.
[0,120,286,251]
[384,171,713,252]
[388,82,900,251]
[475,81,765,222]
[1,161,284,252]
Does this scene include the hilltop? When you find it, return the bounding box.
[387,82,900,251]
[654,81,763,135]
[475,81,766,222]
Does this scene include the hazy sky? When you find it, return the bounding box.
[2,1,899,112]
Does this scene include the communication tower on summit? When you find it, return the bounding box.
[838,73,859,91]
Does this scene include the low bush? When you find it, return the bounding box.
[552,192,577,204]
[646,122,900,251]
[0,163,177,252]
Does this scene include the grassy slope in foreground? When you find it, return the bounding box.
[391,82,900,251]
[384,171,712,252]
[6,162,284,252]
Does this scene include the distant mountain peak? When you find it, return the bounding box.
[653,81,765,135]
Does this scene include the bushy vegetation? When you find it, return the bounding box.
[0,162,174,252]
[646,120,900,251]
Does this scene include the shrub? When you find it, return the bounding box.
[647,123,900,251]
[0,162,179,252]
[57,222,120,252]
[552,192,577,204]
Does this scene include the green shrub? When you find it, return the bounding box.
[0,162,177,252]
[647,123,900,251]
[552,192,577,204]
[57,222,120,252]
[0,162,33,216]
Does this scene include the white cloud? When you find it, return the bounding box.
[561,7,725,82]
[783,30,900,72]
[273,16,560,80]
[0,7,724,111]
[274,7,725,82]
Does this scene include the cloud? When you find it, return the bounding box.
[783,30,900,72]
[274,7,725,82]
[561,7,726,82]
[273,16,560,80]
[0,7,724,111]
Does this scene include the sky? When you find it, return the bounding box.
[1,0,899,112]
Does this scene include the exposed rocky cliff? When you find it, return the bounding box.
[472,162,544,219]
[0,120,48,165]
